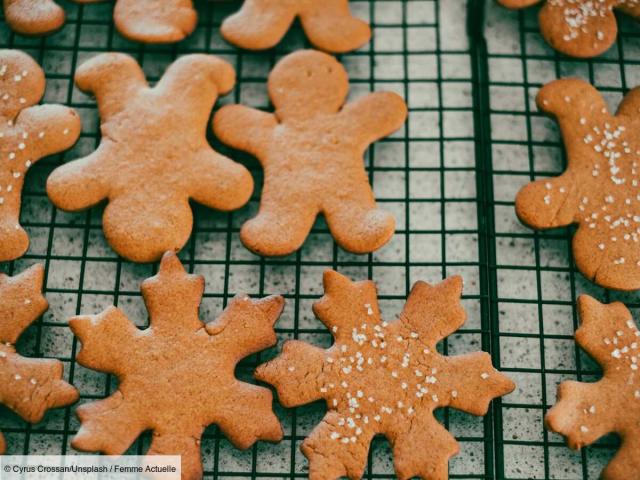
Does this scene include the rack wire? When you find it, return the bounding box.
[0,0,635,478]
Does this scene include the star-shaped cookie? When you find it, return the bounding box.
[47,53,253,263]
[546,295,640,479]
[0,264,79,454]
[256,270,515,479]
[70,252,284,480]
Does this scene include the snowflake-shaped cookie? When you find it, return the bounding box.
[70,252,284,480]
[0,49,81,262]
[546,295,640,479]
[497,0,640,58]
[214,50,407,256]
[256,270,515,479]
[47,53,253,263]
[0,264,79,454]
[221,0,371,52]
[76,0,198,44]
[516,78,640,290]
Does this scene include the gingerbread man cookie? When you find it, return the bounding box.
[75,0,197,44]
[515,78,640,290]
[214,50,407,256]
[3,0,65,36]
[0,264,79,454]
[70,252,284,480]
[221,0,371,52]
[256,270,515,479]
[497,0,640,58]
[546,295,640,479]
[47,53,253,263]
[0,50,80,263]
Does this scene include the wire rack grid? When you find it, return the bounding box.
[0,0,633,478]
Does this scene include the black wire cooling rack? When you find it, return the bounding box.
[1,0,638,478]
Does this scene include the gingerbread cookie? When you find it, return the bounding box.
[3,0,65,36]
[0,264,79,454]
[256,270,515,479]
[546,295,640,479]
[496,0,639,58]
[0,50,81,262]
[75,0,197,44]
[515,78,640,290]
[214,50,406,256]
[70,252,284,480]
[47,53,253,263]
[221,0,371,52]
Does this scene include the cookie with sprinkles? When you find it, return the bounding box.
[0,264,79,454]
[497,0,639,58]
[47,53,253,263]
[515,78,640,290]
[69,252,284,480]
[546,295,640,479]
[221,0,371,53]
[75,0,197,44]
[4,0,65,36]
[256,270,515,480]
[0,50,81,263]
[213,50,407,256]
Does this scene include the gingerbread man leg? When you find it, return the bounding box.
[220,0,297,50]
[113,0,197,44]
[3,0,65,35]
[602,435,640,480]
[299,0,371,52]
[322,179,395,254]
[240,183,318,256]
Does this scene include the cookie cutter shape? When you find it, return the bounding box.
[0,264,79,454]
[47,53,253,263]
[221,0,371,53]
[546,295,640,479]
[256,270,515,480]
[70,252,284,480]
[0,49,81,262]
[214,50,407,257]
[497,0,639,58]
[516,78,640,290]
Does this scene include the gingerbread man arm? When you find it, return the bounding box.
[17,104,81,158]
[213,105,277,161]
[220,0,297,50]
[154,54,236,125]
[74,53,147,120]
[338,92,407,151]
[615,85,640,120]
[3,0,65,35]
[255,340,327,408]
[112,0,197,44]
[299,0,371,53]
[515,172,579,229]
[539,1,618,58]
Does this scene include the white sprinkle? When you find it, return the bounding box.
[18,142,25,150]
[580,425,589,433]
[63,128,69,135]
[30,378,37,385]
[288,366,295,372]
[38,131,45,138]
[451,390,458,398]
[589,405,596,414]
[481,372,490,380]
[14,374,21,380]
[24,299,30,305]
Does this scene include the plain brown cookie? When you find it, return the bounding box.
[47,52,253,263]
[75,0,197,44]
[214,50,407,257]
[546,295,640,479]
[0,49,81,262]
[0,264,79,454]
[497,0,640,58]
[256,270,515,480]
[3,0,65,36]
[69,251,284,480]
[221,0,371,52]
[515,78,640,291]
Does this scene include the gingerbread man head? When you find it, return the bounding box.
[270,49,350,120]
